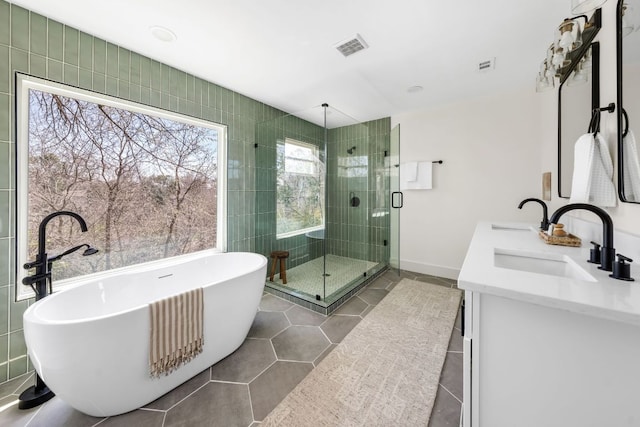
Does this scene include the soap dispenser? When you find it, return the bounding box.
[610,254,634,281]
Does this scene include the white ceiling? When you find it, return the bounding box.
[11,0,576,127]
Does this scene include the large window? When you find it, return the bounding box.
[16,75,226,300]
[276,138,324,238]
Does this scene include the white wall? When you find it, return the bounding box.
[393,0,640,279]
[391,89,544,279]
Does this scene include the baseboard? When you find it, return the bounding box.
[400,259,460,280]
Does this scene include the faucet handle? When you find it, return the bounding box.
[610,253,634,282]
[588,241,601,264]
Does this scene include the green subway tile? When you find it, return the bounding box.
[29,54,46,78]
[11,48,28,74]
[118,80,129,99]
[150,61,161,90]
[63,26,79,65]
[10,5,29,51]
[93,38,106,73]
[0,94,8,141]
[8,356,27,379]
[92,72,105,93]
[169,95,178,111]
[47,19,63,61]
[176,70,186,98]
[79,68,92,90]
[9,331,26,359]
[0,2,9,45]
[0,333,7,363]
[8,237,14,285]
[0,364,7,384]
[106,42,118,77]
[129,84,140,102]
[79,32,93,70]
[0,239,8,287]
[64,64,79,86]
[161,94,170,110]
[0,143,7,189]
[140,87,150,104]
[29,13,47,56]
[0,45,8,93]
[164,64,174,94]
[0,191,7,239]
[9,297,26,332]
[195,78,204,105]
[105,76,117,96]
[150,90,161,107]
[139,56,150,88]
[47,58,63,82]
[130,52,140,85]
[118,47,129,80]
[186,75,195,103]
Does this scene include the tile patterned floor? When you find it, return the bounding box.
[0,270,462,427]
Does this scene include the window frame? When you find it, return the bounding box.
[15,74,227,301]
[276,137,324,240]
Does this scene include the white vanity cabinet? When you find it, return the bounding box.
[459,222,640,427]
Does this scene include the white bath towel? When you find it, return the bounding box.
[623,130,640,202]
[569,133,617,207]
[149,287,204,377]
[401,161,433,190]
[400,162,418,182]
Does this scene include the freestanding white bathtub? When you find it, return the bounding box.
[22,251,267,417]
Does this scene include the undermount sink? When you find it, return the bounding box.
[491,223,536,232]
[494,248,596,282]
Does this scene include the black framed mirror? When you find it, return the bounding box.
[617,0,640,203]
[558,42,600,198]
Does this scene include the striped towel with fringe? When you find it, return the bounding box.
[149,288,204,378]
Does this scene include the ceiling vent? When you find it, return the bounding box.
[335,34,369,57]
[478,58,496,72]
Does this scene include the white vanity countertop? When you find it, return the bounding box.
[458,221,640,326]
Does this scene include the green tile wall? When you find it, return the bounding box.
[0,0,292,384]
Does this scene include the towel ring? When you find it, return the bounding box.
[622,108,629,138]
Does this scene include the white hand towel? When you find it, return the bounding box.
[590,133,616,207]
[569,133,595,203]
[569,133,616,207]
[400,162,418,182]
[623,130,640,202]
[401,161,433,190]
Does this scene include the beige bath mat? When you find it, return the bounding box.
[262,278,462,426]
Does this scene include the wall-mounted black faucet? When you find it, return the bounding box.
[518,198,550,231]
[548,203,615,271]
[19,211,98,410]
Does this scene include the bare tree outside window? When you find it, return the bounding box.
[19,79,223,288]
[276,138,324,237]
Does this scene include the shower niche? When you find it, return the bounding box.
[254,105,392,314]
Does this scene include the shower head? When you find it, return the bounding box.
[347,146,356,155]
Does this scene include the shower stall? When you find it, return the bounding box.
[254,105,392,314]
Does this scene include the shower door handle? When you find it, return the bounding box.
[391,191,403,208]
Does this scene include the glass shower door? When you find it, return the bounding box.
[389,124,401,275]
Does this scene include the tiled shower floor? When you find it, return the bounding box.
[0,270,462,427]
[268,254,378,302]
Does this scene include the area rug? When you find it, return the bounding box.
[262,278,462,426]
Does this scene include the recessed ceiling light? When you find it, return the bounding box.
[149,26,177,42]
[407,85,424,94]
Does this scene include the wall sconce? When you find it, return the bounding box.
[535,8,602,92]
[572,0,609,14]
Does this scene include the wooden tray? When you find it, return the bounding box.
[538,230,581,247]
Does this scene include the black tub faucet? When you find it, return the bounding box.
[548,203,615,271]
[518,198,550,231]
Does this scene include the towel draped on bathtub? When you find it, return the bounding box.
[149,287,204,378]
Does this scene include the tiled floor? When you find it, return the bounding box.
[0,270,462,427]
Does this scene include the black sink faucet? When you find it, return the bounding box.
[518,198,550,231]
[548,203,615,271]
